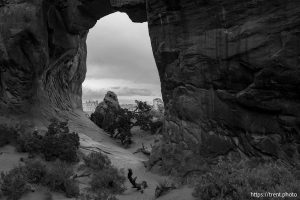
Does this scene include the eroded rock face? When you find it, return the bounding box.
[0,0,145,121]
[147,0,300,175]
[90,91,120,130]
[1,0,300,176]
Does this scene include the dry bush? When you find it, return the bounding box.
[0,167,30,200]
[90,167,126,195]
[23,159,47,184]
[193,160,300,200]
[42,119,80,163]
[42,161,79,198]
[16,131,43,155]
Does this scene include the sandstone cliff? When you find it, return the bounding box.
[147,0,300,175]
[0,0,300,176]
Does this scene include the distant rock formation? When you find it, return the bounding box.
[90,91,120,130]
[151,98,164,121]
[1,0,300,177]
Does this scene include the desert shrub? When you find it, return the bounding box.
[192,160,300,200]
[135,100,152,113]
[106,108,133,146]
[91,100,163,146]
[23,159,47,184]
[132,100,163,134]
[47,118,70,136]
[0,167,30,200]
[90,167,126,195]
[0,160,46,200]
[0,124,19,147]
[16,131,43,154]
[42,119,80,162]
[0,159,79,199]
[10,118,80,163]
[133,100,153,132]
[43,161,79,198]
[43,161,73,190]
[106,101,159,145]
[42,134,62,161]
[83,152,111,171]
[82,152,123,199]
[135,113,152,132]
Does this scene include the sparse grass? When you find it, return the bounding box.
[192,160,300,200]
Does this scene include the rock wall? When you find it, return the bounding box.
[1,0,300,176]
[0,0,145,122]
[147,0,300,175]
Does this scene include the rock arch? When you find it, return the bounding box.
[1,0,300,175]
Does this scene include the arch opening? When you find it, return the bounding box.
[82,12,162,113]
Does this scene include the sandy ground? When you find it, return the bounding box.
[0,145,28,173]
[0,111,195,200]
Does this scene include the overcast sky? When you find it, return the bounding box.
[82,12,161,104]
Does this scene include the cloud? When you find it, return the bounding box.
[115,87,153,96]
[86,12,159,85]
[82,88,107,100]
[82,87,154,102]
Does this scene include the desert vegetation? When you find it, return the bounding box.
[91,100,163,146]
[79,151,126,200]
[17,118,80,162]
[0,159,79,200]
[192,159,300,200]
[0,120,127,200]
[0,119,80,163]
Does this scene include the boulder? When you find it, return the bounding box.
[90,91,120,130]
